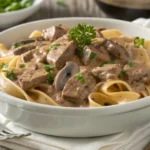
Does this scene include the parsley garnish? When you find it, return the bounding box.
[69,23,96,57]
[128,61,133,67]
[19,64,25,68]
[119,69,126,79]
[44,65,55,84]
[0,63,8,69]
[44,65,55,72]
[47,43,60,52]
[76,73,85,84]
[99,61,114,67]
[46,72,54,84]
[76,47,83,57]
[99,62,105,67]
[57,1,66,7]
[13,42,24,49]
[89,52,96,60]
[2,70,16,80]
[134,37,145,48]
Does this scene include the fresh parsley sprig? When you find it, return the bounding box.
[134,37,145,48]
[69,23,96,57]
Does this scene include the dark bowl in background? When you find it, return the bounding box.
[95,0,150,21]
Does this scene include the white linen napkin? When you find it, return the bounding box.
[0,18,150,150]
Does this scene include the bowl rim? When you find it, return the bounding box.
[0,17,150,116]
[0,0,43,16]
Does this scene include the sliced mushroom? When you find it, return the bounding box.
[54,61,79,91]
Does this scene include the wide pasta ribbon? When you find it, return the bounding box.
[89,80,140,107]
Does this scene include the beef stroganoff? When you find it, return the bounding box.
[0,23,150,107]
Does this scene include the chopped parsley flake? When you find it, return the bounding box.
[46,72,54,84]
[119,69,126,79]
[134,37,145,48]
[13,42,24,49]
[0,63,8,69]
[99,61,114,67]
[44,64,55,84]
[76,47,83,57]
[128,61,133,67]
[2,70,16,80]
[44,65,55,72]
[76,73,85,84]
[99,62,105,67]
[47,43,60,52]
[89,52,96,60]
[19,64,25,68]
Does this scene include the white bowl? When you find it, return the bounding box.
[0,0,43,29]
[0,18,150,137]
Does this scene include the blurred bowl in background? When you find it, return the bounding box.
[0,0,43,29]
[95,0,150,21]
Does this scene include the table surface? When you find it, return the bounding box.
[0,0,149,150]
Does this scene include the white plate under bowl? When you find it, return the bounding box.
[0,18,150,137]
[0,0,43,29]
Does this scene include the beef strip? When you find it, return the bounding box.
[123,65,150,93]
[103,40,129,64]
[11,37,45,49]
[21,49,37,62]
[92,64,122,81]
[62,71,97,106]
[43,25,69,42]
[109,36,134,59]
[13,43,36,55]
[13,41,51,56]
[33,45,49,63]
[46,35,76,69]
[82,45,110,66]
[17,63,48,90]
